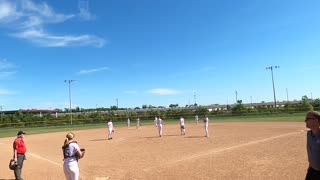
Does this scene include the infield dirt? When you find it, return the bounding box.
[0,121,308,180]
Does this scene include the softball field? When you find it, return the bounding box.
[0,121,308,180]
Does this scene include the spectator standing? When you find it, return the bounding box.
[305,111,320,179]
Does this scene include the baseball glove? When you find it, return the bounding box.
[9,159,17,170]
[80,148,85,159]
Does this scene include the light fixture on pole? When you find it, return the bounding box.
[265,66,280,109]
[65,80,76,125]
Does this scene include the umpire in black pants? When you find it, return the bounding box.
[13,131,27,180]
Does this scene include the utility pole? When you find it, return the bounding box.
[235,91,238,103]
[116,98,118,109]
[65,80,76,125]
[286,88,289,104]
[265,66,280,109]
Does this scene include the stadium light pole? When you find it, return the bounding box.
[265,66,280,109]
[65,80,76,125]
[286,88,289,104]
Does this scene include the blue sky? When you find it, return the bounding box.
[0,0,319,110]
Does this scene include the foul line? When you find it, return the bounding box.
[144,131,303,171]
[27,152,62,167]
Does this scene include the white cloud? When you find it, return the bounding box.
[147,88,181,95]
[0,0,104,48]
[78,0,94,21]
[0,1,15,19]
[77,67,109,75]
[13,29,105,47]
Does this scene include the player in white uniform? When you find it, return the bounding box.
[154,116,163,137]
[180,115,186,135]
[127,117,131,128]
[203,115,209,137]
[195,115,199,125]
[62,132,84,180]
[136,117,140,129]
[107,119,114,140]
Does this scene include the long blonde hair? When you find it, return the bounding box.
[63,132,75,146]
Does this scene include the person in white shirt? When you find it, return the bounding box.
[136,117,140,129]
[180,115,186,135]
[127,117,131,128]
[195,115,199,125]
[107,119,114,140]
[203,115,209,137]
[154,116,163,137]
[62,132,84,180]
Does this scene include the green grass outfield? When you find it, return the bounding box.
[0,113,306,138]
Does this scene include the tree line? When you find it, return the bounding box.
[0,96,318,127]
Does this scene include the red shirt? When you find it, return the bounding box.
[13,137,27,154]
